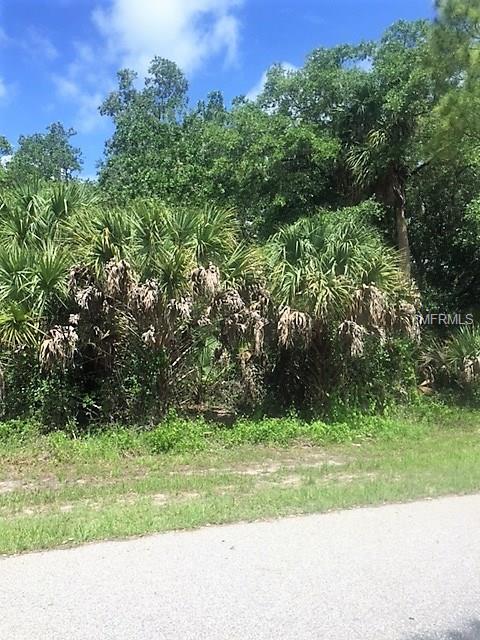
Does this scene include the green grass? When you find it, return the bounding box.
[1,399,479,556]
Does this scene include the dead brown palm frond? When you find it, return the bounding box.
[130,279,160,315]
[251,310,268,356]
[0,366,5,403]
[461,356,480,385]
[197,305,213,327]
[238,347,264,404]
[68,264,102,313]
[215,289,245,315]
[68,264,95,292]
[104,259,134,300]
[213,286,269,357]
[40,320,79,370]
[141,325,157,347]
[166,297,193,327]
[191,263,220,300]
[240,283,271,318]
[393,300,421,342]
[351,284,389,331]
[220,313,249,348]
[74,284,103,313]
[277,305,313,349]
[337,320,368,358]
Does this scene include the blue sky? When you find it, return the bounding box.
[0,0,434,177]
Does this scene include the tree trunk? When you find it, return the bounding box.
[373,167,412,280]
[378,168,411,280]
[393,180,411,280]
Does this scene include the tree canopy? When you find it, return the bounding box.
[6,122,82,182]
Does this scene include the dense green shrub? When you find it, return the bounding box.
[0,406,432,458]
[147,416,212,454]
[0,184,420,429]
[326,336,418,419]
[419,326,480,404]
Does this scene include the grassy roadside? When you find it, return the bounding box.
[1,400,479,556]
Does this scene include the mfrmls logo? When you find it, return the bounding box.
[417,313,474,326]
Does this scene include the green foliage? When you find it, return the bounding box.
[408,161,480,310]
[147,415,211,453]
[6,123,82,182]
[4,11,480,430]
[0,418,40,444]
[430,0,480,156]
[266,201,404,316]
[328,336,418,419]
[0,135,12,158]
[98,59,189,203]
[419,327,480,406]
[0,171,420,427]
[0,408,432,458]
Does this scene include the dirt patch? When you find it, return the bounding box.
[166,454,347,479]
[0,480,23,494]
[166,451,349,478]
[232,458,345,477]
[255,474,303,490]
[152,491,201,507]
[59,504,74,513]
[0,476,62,494]
[280,475,303,487]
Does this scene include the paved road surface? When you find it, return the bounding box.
[1,495,480,639]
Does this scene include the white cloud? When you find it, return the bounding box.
[92,0,244,74]
[54,1,244,136]
[23,28,58,61]
[246,62,297,102]
[0,23,58,61]
[54,77,80,99]
[53,75,104,133]
[0,76,7,101]
[52,40,115,134]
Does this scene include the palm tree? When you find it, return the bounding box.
[0,180,92,348]
[346,129,412,278]
[344,21,434,280]
[266,203,414,356]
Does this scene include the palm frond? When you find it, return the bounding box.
[0,303,39,348]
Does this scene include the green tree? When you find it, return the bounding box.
[8,123,82,182]
[99,58,189,202]
[408,158,480,310]
[179,100,340,236]
[260,22,435,278]
[0,135,11,158]
[430,0,480,155]
[0,136,12,186]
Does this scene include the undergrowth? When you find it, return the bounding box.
[0,396,475,460]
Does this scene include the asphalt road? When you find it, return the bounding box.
[1,495,480,640]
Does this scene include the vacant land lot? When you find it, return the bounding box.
[1,403,479,555]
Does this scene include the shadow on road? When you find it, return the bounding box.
[406,619,480,640]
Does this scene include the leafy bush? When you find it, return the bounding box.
[0,418,40,444]
[420,327,480,402]
[0,402,436,457]
[147,416,212,453]
[0,184,420,428]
